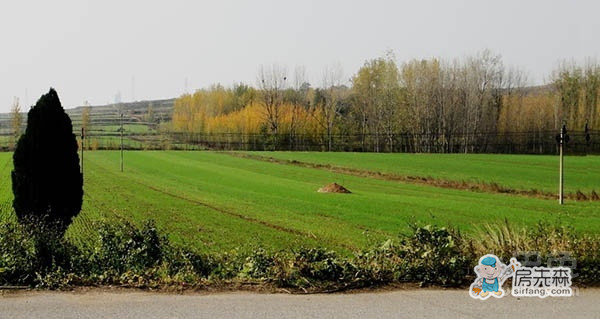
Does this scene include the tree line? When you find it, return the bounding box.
[167,50,599,153]
[9,51,594,153]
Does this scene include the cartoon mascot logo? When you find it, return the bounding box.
[470,254,520,300]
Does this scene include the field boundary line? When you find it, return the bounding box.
[223,152,600,202]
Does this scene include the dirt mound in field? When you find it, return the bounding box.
[317,183,351,194]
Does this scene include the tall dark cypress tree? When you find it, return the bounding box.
[11,88,83,233]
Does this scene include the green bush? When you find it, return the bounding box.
[240,248,274,279]
[166,247,214,279]
[351,239,403,285]
[284,248,350,288]
[0,219,597,290]
[397,224,474,286]
[90,220,167,274]
[0,220,83,287]
[0,221,37,285]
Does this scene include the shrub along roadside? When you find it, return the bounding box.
[0,219,597,290]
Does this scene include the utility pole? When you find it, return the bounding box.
[557,124,569,205]
[120,113,124,172]
[585,120,591,153]
[81,127,84,177]
[559,128,564,205]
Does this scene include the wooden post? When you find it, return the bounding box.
[81,127,84,176]
[559,137,564,205]
[120,113,124,172]
[558,124,567,205]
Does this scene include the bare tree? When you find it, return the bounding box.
[10,97,23,148]
[146,101,155,124]
[353,55,402,152]
[375,57,402,152]
[81,101,92,136]
[289,66,309,149]
[258,65,288,146]
[582,59,599,130]
[312,63,344,151]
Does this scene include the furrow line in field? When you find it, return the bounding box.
[87,158,350,248]
[225,152,600,201]
[129,179,356,247]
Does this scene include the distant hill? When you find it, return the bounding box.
[67,98,174,115]
[0,98,175,135]
[66,98,175,124]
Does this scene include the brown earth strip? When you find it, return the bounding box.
[224,152,600,201]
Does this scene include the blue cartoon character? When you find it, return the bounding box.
[470,254,520,299]
[476,256,505,297]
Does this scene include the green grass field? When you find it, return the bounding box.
[0,151,598,254]
[249,152,600,195]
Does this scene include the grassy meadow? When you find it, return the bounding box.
[248,152,600,195]
[0,151,598,255]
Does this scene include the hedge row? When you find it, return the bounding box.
[0,220,597,290]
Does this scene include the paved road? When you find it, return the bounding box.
[1,289,598,318]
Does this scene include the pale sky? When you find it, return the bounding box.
[1,0,599,112]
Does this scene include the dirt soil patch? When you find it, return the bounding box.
[318,183,351,194]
